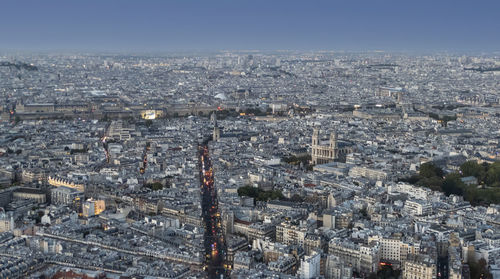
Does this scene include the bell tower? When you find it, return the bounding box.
[213,126,220,142]
[312,128,319,146]
[329,131,337,149]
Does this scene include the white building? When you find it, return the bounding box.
[373,236,420,264]
[298,252,321,279]
[349,166,388,181]
[404,199,432,216]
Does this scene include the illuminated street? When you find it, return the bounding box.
[199,144,227,279]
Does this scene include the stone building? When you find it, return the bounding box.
[311,128,352,164]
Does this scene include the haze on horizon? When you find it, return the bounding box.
[1,0,499,53]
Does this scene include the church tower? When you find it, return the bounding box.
[311,128,352,165]
[210,112,217,126]
[212,112,220,142]
[329,131,337,149]
[312,128,319,146]
[213,126,220,142]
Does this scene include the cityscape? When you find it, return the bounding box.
[1,1,500,279]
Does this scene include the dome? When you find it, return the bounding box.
[214,93,227,100]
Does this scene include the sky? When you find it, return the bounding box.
[1,0,499,53]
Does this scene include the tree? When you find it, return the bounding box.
[419,162,444,178]
[146,182,163,191]
[418,176,444,191]
[237,185,259,198]
[290,194,304,202]
[237,185,283,201]
[269,190,284,200]
[359,208,368,218]
[442,173,464,196]
[469,258,493,279]
[485,162,500,187]
[145,119,153,127]
[283,154,312,167]
[401,174,420,184]
[406,160,500,205]
[460,161,485,180]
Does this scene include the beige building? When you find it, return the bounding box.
[22,169,46,183]
[311,128,352,164]
[48,176,85,192]
[0,211,14,232]
[349,166,388,181]
[233,220,274,242]
[328,238,380,274]
[51,186,84,205]
[304,233,324,255]
[16,103,55,113]
[82,199,106,217]
[13,188,46,204]
[368,235,420,265]
[403,254,437,279]
[276,221,311,247]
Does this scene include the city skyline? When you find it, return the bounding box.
[0,1,499,278]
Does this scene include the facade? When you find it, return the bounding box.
[311,128,352,164]
[51,186,84,205]
[323,212,335,229]
[268,255,297,274]
[404,200,432,216]
[276,221,309,247]
[16,103,55,113]
[48,176,85,192]
[304,233,323,256]
[247,223,275,242]
[297,252,321,279]
[234,220,275,242]
[13,188,46,204]
[349,166,388,181]
[324,255,353,279]
[402,254,437,279]
[328,238,380,274]
[377,236,420,264]
[233,251,254,270]
[226,236,248,266]
[82,199,106,217]
[221,209,234,235]
[22,169,46,184]
[0,211,14,232]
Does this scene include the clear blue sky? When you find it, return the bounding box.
[1,0,499,52]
